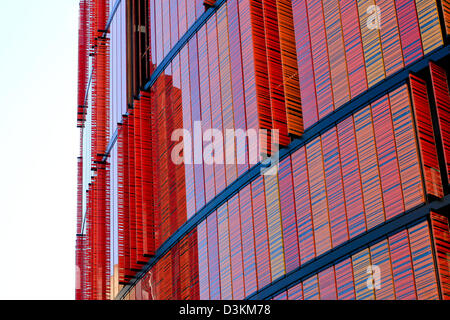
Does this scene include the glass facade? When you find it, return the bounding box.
[76,0,450,300]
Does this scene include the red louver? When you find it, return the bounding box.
[75,155,84,300]
[78,0,111,300]
[118,118,131,284]
[204,0,216,9]
[249,0,303,156]
[139,92,156,257]
[429,61,450,185]
[262,0,290,148]
[77,156,83,236]
[409,74,444,199]
[276,0,303,137]
[86,162,111,300]
[118,91,156,285]
[249,0,273,156]
[91,40,110,161]
[127,109,138,273]
[76,131,86,299]
[441,0,450,36]
[77,0,89,127]
[75,234,85,300]
[430,211,450,300]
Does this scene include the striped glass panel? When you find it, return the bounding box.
[377,0,404,76]
[389,85,425,210]
[357,0,385,86]
[372,95,404,220]
[149,0,157,65]
[307,0,334,118]
[303,274,320,300]
[239,185,258,296]
[180,45,196,219]
[339,0,367,98]
[228,196,245,299]
[352,248,375,299]
[170,0,179,47]
[239,0,260,163]
[409,221,439,299]
[178,0,187,36]
[369,239,395,299]
[264,173,286,280]
[198,25,216,204]
[171,58,188,243]
[389,230,417,299]
[395,0,423,65]
[252,177,272,289]
[186,0,196,26]
[318,266,337,299]
[228,0,250,177]
[198,221,210,300]
[207,211,221,300]
[354,107,385,229]
[278,158,300,273]
[335,258,356,299]
[291,147,316,265]
[196,0,204,19]
[292,0,319,128]
[337,117,366,238]
[217,203,232,299]
[173,58,190,239]
[287,283,303,300]
[415,0,443,54]
[323,0,350,108]
[217,4,238,185]
[273,291,288,300]
[323,127,349,247]
[188,35,206,214]
[207,15,226,195]
[162,0,171,58]
[306,137,332,255]
[155,0,163,65]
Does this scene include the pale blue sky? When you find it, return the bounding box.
[0,1,79,299]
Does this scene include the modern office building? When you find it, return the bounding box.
[76,0,450,300]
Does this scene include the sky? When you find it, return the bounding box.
[0,1,79,299]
